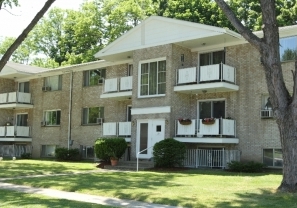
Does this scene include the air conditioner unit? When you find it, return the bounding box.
[41,121,47,126]
[98,78,104,85]
[96,118,103,124]
[42,86,51,91]
[261,109,273,118]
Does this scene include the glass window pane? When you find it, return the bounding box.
[158,61,166,71]
[140,123,148,154]
[274,149,283,167]
[200,53,211,66]
[213,101,225,118]
[141,74,148,84]
[199,102,212,119]
[82,108,88,124]
[280,36,297,62]
[149,62,157,95]
[88,107,99,123]
[141,63,148,74]
[213,51,225,64]
[158,83,166,94]
[140,85,148,96]
[50,75,59,91]
[83,71,90,86]
[263,149,274,166]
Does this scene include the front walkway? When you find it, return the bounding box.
[0,170,181,208]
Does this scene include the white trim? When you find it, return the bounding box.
[0,137,32,142]
[138,57,167,98]
[174,137,239,144]
[0,103,33,109]
[174,82,239,93]
[100,91,132,99]
[131,106,171,115]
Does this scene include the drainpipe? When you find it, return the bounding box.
[67,71,73,150]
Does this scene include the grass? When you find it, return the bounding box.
[1,159,296,208]
[0,159,96,178]
[0,189,113,208]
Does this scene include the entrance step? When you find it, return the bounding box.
[104,160,154,171]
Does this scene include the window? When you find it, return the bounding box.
[139,59,166,97]
[19,82,30,93]
[128,64,133,76]
[263,149,283,167]
[81,146,94,159]
[200,50,225,66]
[17,114,28,126]
[199,100,225,119]
[44,75,62,91]
[83,69,106,86]
[280,36,297,62]
[41,145,56,157]
[44,110,61,126]
[82,107,104,124]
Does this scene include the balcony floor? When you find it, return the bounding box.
[174,82,239,94]
[0,137,32,142]
[100,91,132,100]
[174,137,239,144]
[0,103,33,109]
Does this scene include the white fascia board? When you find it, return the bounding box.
[0,103,34,109]
[0,137,32,142]
[131,106,171,115]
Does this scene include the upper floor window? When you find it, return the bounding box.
[280,36,297,62]
[199,100,225,119]
[82,107,104,125]
[83,69,106,86]
[139,58,166,97]
[44,75,62,91]
[128,64,133,76]
[200,50,225,66]
[43,110,61,126]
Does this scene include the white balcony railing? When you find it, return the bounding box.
[0,92,31,104]
[103,122,132,137]
[103,76,133,93]
[175,118,236,137]
[0,126,30,137]
[176,63,236,85]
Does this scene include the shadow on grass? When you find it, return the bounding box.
[213,189,297,208]
[0,189,110,208]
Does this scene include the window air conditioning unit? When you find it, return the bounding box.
[98,78,104,85]
[41,121,47,126]
[261,109,273,118]
[42,86,51,91]
[96,118,103,124]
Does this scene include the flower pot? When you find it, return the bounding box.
[110,158,119,166]
[202,120,215,125]
[179,120,192,125]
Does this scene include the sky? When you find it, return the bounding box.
[0,0,85,38]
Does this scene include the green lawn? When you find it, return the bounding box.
[1,160,296,208]
[0,159,96,178]
[0,189,113,208]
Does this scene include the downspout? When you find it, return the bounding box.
[67,71,73,150]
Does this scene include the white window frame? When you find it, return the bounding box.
[43,110,61,126]
[82,107,104,125]
[44,75,62,91]
[263,148,283,168]
[197,98,226,119]
[138,57,166,98]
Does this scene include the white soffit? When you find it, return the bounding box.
[131,106,171,115]
[94,16,243,61]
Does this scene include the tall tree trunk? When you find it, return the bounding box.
[215,0,297,192]
[0,0,56,71]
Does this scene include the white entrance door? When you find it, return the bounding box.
[137,119,165,159]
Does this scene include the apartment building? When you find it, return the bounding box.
[0,16,296,168]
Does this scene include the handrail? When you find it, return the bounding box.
[136,146,153,172]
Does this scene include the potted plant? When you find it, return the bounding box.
[202,118,216,125]
[178,118,192,125]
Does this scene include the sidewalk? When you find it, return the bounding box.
[0,182,181,208]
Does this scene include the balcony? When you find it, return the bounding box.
[100,76,132,100]
[0,126,32,142]
[174,118,238,144]
[102,122,131,142]
[0,92,33,109]
[174,63,239,94]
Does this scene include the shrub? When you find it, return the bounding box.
[55,147,81,161]
[153,138,186,168]
[228,161,265,173]
[20,153,31,159]
[94,138,127,161]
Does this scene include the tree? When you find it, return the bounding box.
[0,0,56,71]
[215,0,297,192]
